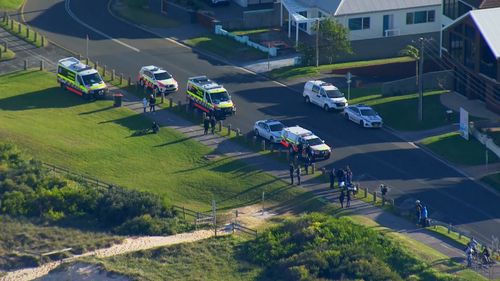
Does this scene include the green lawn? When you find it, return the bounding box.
[267,56,414,80]
[231,28,272,36]
[420,132,499,166]
[0,18,46,47]
[185,34,267,61]
[111,3,179,29]
[482,172,500,193]
[91,236,261,281]
[0,48,15,61]
[0,0,23,10]
[0,70,301,211]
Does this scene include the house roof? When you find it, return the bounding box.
[294,0,341,14]
[479,0,500,8]
[469,7,500,59]
[334,0,441,16]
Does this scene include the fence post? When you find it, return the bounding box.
[3,42,7,52]
[17,23,21,33]
[26,27,29,38]
[94,61,98,70]
[364,187,368,198]
[85,57,89,65]
[311,163,315,174]
[218,120,222,132]
[227,124,231,136]
[24,59,27,70]
[447,223,452,234]
[41,36,45,47]
[373,191,377,203]
[119,73,123,85]
[0,50,2,60]
[169,98,173,108]
[10,18,13,30]
[128,77,131,86]
[111,69,115,81]
[39,60,44,71]
[102,65,106,77]
[34,32,37,44]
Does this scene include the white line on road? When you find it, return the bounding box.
[65,0,140,53]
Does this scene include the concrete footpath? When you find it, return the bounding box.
[117,89,499,279]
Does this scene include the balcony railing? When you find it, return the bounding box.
[384,28,400,37]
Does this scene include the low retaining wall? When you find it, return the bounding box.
[381,70,453,96]
[214,25,277,56]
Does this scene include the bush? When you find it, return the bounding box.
[115,214,180,236]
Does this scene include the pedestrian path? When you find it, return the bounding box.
[117,89,499,279]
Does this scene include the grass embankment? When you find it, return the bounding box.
[482,172,500,193]
[231,28,272,36]
[267,56,414,80]
[0,47,15,61]
[91,236,261,281]
[0,215,122,270]
[0,17,46,47]
[110,1,179,28]
[0,70,302,211]
[420,132,499,166]
[185,34,267,61]
[0,0,24,10]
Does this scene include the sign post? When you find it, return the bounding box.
[459,107,469,140]
[346,72,352,101]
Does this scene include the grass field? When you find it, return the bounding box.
[185,34,267,62]
[267,56,414,80]
[0,215,122,270]
[0,0,23,10]
[92,236,261,281]
[0,70,304,211]
[111,3,179,29]
[420,132,499,166]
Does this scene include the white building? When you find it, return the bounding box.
[280,0,442,45]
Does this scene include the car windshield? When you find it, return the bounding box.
[210,91,230,103]
[81,73,102,85]
[361,108,378,116]
[269,123,284,132]
[325,89,344,98]
[306,138,323,146]
[154,72,172,80]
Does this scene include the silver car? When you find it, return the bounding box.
[344,104,383,128]
[253,120,285,143]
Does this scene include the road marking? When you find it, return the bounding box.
[65,0,140,53]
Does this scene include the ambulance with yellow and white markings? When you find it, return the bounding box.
[57,57,107,100]
[186,76,235,119]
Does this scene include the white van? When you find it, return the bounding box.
[303,80,347,111]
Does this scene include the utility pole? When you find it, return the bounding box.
[315,19,319,67]
[418,38,424,122]
[86,34,89,61]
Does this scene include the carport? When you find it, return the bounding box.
[280,0,319,46]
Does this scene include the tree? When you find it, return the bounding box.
[399,44,419,85]
[314,19,353,64]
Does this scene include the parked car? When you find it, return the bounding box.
[281,126,331,161]
[303,80,347,111]
[344,104,383,128]
[138,65,178,95]
[254,120,285,143]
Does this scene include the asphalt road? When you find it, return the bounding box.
[22,0,500,243]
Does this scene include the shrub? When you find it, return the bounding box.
[115,214,180,236]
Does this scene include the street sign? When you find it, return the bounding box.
[459,107,469,140]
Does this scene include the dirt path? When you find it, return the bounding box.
[0,230,215,281]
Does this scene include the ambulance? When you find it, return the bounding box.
[186,76,235,119]
[57,57,107,99]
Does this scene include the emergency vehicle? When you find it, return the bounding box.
[280,126,331,161]
[186,76,235,119]
[138,65,178,94]
[57,57,107,99]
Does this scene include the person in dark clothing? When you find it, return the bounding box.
[339,190,345,208]
[149,95,156,113]
[289,164,295,185]
[304,156,310,175]
[336,169,345,185]
[297,143,304,160]
[329,168,335,189]
[210,116,216,134]
[345,165,352,184]
[346,190,351,207]
[296,166,301,185]
[415,200,423,226]
[151,122,159,134]
[203,116,210,135]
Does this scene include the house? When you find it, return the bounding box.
[280,0,442,44]
[441,7,500,113]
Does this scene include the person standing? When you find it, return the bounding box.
[339,190,345,208]
[149,95,156,113]
[329,168,335,189]
[420,206,429,227]
[203,116,210,135]
[289,164,294,185]
[210,116,216,134]
[304,156,310,175]
[345,165,352,184]
[142,97,148,113]
[415,200,423,226]
[296,165,301,185]
[346,190,351,207]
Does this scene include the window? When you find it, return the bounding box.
[77,75,84,85]
[348,17,370,30]
[406,10,435,24]
[312,85,320,93]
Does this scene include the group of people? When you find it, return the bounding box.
[328,166,353,190]
[142,95,157,113]
[203,115,217,135]
[465,237,491,267]
[415,200,429,227]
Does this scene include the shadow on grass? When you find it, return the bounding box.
[98,114,151,131]
[154,137,192,147]
[79,106,114,115]
[0,87,85,110]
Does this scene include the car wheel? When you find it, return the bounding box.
[344,113,349,120]
[304,96,310,104]
[359,120,364,127]
[254,129,259,137]
[324,105,329,112]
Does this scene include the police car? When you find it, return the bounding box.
[344,104,383,128]
[303,80,347,111]
[253,120,285,143]
[138,66,178,94]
